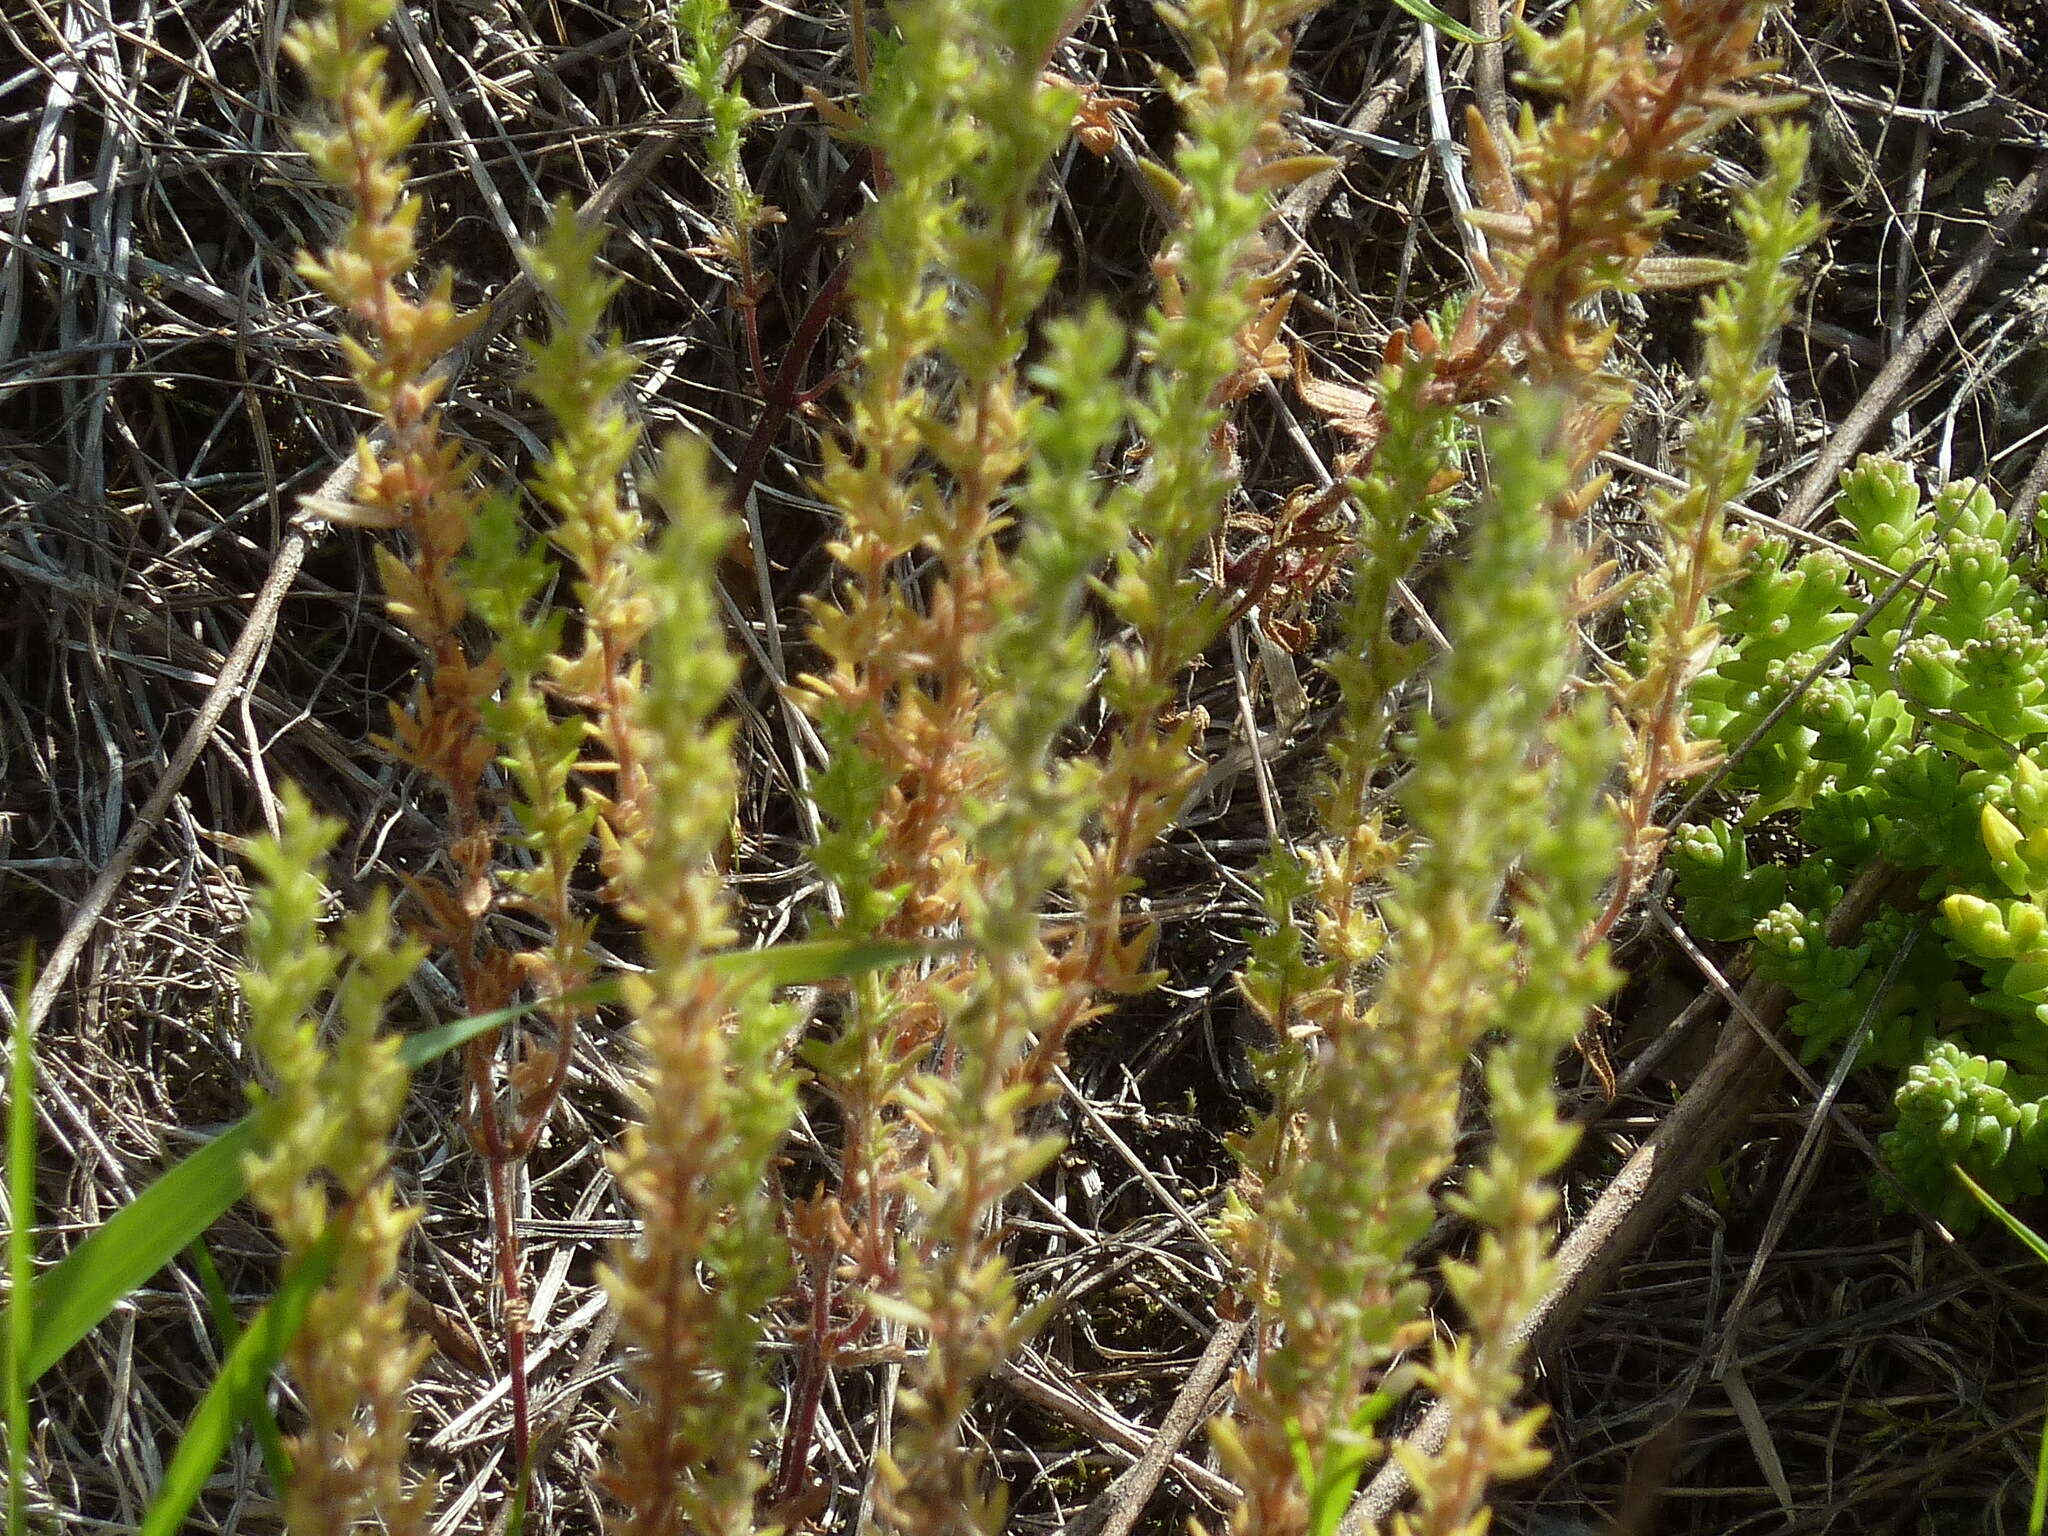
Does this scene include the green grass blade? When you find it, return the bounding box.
[137,1227,335,1536]
[1390,0,1495,47]
[188,1239,291,1494]
[708,934,937,991]
[7,947,37,1536]
[26,932,932,1384]
[23,1122,255,1385]
[27,987,529,1384]
[394,980,617,1070]
[2034,1375,2048,1536]
[1956,1166,2048,1535]
[1953,1165,2048,1265]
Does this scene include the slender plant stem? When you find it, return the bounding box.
[7,949,35,1536]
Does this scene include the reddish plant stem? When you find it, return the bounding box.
[769,1245,835,1509]
[463,1041,535,1492]
[727,255,853,515]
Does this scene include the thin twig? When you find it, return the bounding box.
[1060,1316,1250,1536]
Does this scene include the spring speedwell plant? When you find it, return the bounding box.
[0,1,1836,1534]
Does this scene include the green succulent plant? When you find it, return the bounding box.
[1675,455,2048,1222]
